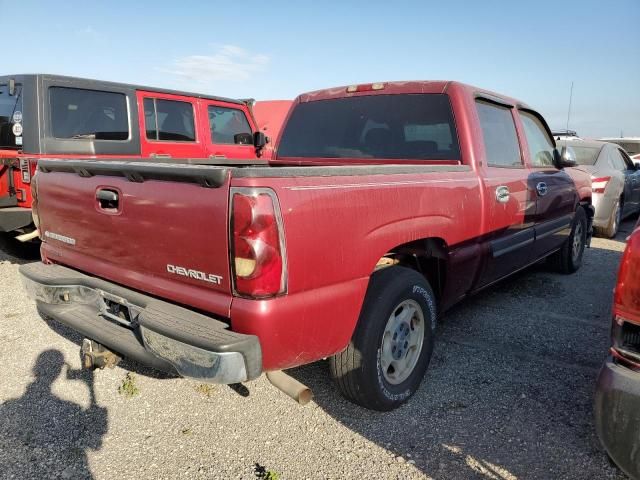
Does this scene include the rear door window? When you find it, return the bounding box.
[208,106,252,144]
[50,87,129,140]
[144,98,196,142]
[277,94,460,160]
[476,101,522,167]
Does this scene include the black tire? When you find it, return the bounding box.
[548,206,587,274]
[595,198,622,239]
[329,266,436,411]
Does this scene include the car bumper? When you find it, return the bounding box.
[594,357,640,479]
[0,206,33,232]
[592,193,617,229]
[19,262,262,383]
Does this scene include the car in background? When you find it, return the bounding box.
[599,137,640,164]
[0,74,267,240]
[595,219,640,480]
[552,129,581,141]
[558,140,640,237]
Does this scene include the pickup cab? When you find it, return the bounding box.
[21,81,593,411]
[0,74,265,238]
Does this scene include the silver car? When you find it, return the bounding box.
[558,140,640,237]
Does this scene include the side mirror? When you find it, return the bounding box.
[553,147,577,169]
[233,132,254,145]
[253,131,267,149]
[633,161,640,170]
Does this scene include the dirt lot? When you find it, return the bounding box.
[0,220,635,480]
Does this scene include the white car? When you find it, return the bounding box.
[559,140,640,237]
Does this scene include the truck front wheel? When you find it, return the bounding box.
[329,266,436,411]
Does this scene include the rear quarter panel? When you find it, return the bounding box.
[230,169,482,369]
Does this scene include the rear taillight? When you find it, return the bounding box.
[611,228,640,369]
[231,188,286,298]
[19,157,31,183]
[591,176,610,194]
[31,172,40,232]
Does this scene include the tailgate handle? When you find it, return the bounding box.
[96,189,119,210]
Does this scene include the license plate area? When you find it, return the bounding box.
[97,290,140,328]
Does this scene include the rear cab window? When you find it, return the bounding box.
[277,94,460,161]
[0,82,24,149]
[50,87,129,141]
[136,91,204,158]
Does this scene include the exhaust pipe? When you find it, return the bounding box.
[266,370,313,405]
[15,229,40,242]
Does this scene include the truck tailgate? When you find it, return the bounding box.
[36,160,233,317]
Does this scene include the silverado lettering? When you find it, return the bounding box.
[21,80,594,411]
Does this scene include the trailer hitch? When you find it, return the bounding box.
[80,338,121,370]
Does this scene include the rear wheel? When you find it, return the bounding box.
[603,199,622,238]
[548,206,587,274]
[329,266,436,411]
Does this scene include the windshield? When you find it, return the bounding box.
[0,83,23,149]
[277,94,460,160]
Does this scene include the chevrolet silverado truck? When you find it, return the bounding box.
[0,74,266,239]
[20,81,593,411]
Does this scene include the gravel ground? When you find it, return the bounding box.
[0,219,636,480]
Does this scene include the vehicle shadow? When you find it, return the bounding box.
[0,232,40,264]
[0,349,108,479]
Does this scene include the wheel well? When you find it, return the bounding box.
[580,200,595,219]
[376,238,448,302]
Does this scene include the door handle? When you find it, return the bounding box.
[96,189,119,210]
[495,186,510,203]
[536,182,548,196]
[209,154,227,159]
[150,153,172,159]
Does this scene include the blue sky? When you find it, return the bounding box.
[3,0,639,137]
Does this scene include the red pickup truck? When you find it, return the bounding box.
[0,74,266,239]
[20,81,593,410]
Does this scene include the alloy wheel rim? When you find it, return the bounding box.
[380,299,425,385]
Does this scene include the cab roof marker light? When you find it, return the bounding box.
[346,83,386,93]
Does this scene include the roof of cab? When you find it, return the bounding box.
[295,80,529,108]
[0,73,246,105]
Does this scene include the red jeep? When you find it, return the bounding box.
[0,74,266,239]
[21,81,593,410]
